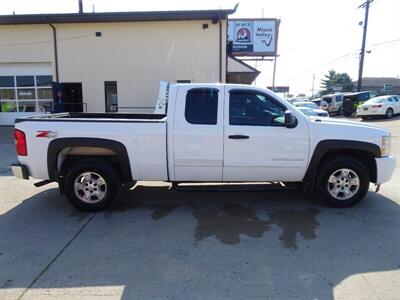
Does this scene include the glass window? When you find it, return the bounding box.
[336,95,342,102]
[17,88,36,100]
[16,76,35,87]
[0,76,15,87]
[17,101,37,112]
[0,101,18,112]
[229,91,285,126]
[37,88,53,99]
[0,89,16,100]
[36,75,53,86]
[185,88,218,125]
[322,96,332,104]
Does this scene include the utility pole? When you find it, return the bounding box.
[357,0,373,92]
[311,74,315,96]
[272,55,278,90]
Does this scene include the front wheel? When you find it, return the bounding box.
[316,157,369,208]
[64,159,121,211]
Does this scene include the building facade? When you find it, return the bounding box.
[0,9,236,125]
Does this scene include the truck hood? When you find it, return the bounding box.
[308,117,390,149]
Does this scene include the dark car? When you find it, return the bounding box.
[342,91,372,117]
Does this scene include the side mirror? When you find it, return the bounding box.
[284,110,297,128]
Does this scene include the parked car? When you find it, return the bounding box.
[356,95,400,119]
[293,101,330,117]
[342,91,373,117]
[10,104,46,113]
[319,94,344,115]
[11,82,396,211]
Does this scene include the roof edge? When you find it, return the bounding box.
[0,8,237,25]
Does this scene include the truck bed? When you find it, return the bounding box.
[15,112,167,123]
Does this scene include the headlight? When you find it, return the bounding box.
[381,136,391,156]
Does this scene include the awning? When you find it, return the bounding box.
[226,56,260,84]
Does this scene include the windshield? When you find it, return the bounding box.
[294,102,319,109]
[298,107,318,116]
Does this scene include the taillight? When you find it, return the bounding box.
[372,104,382,108]
[14,129,27,156]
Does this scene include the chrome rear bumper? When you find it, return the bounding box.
[11,163,29,180]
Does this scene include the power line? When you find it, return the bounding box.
[0,33,94,46]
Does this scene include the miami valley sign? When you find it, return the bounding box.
[228,19,279,56]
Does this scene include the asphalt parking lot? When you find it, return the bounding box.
[0,116,399,300]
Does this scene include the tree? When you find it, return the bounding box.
[320,69,353,94]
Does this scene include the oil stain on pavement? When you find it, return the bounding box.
[193,203,320,249]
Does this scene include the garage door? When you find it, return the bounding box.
[0,63,53,125]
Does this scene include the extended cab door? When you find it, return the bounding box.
[172,85,224,181]
[223,88,309,181]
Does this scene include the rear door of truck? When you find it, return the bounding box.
[171,85,224,181]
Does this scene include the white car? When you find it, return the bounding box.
[357,95,400,119]
[293,101,329,117]
[297,107,329,118]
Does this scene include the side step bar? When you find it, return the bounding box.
[171,182,300,192]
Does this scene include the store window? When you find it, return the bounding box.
[0,75,53,113]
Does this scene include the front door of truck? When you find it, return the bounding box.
[172,85,224,181]
[223,88,309,181]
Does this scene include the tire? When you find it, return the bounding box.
[338,106,343,115]
[316,157,369,208]
[64,159,121,211]
[385,108,393,119]
[361,116,369,120]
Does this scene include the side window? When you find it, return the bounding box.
[185,88,218,125]
[336,95,342,102]
[229,91,285,126]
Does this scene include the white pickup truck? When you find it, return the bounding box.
[11,83,396,211]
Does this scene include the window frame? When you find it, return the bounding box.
[184,87,219,125]
[0,74,53,113]
[228,89,287,127]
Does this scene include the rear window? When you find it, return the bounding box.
[368,97,386,103]
[185,88,218,125]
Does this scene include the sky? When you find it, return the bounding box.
[0,0,399,95]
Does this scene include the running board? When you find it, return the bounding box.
[171,182,300,192]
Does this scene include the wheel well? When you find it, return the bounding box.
[319,149,377,183]
[48,138,133,183]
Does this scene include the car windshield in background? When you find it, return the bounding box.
[298,107,318,116]
[294,102,319,109]
[322,97,333,104]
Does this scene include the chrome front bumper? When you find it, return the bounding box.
[375,156,396,185]
[11,163,29,180]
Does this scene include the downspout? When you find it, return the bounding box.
[48,24,59,82]
[219,17,222,83]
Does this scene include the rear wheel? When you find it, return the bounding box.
[385,108,393,119]
[64,159,121,211]
[316,157,369,208]
[361,116,369,120]
[338,106,343,115]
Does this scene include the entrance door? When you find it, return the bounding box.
[105,81,118,112]
[62,83,83,112]
[223,88,309,182]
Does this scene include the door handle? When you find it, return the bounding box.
[228,134,249,139]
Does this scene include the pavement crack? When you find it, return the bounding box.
[16,213,95,300]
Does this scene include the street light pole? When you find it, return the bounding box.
[272,55,278,90]
[311,74,315,96]
[357,0,372,92]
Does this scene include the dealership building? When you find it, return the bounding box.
[0,6,266,125]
